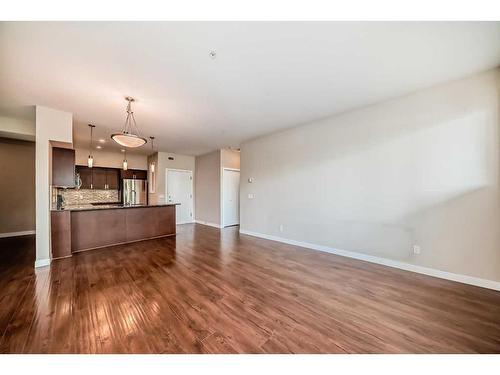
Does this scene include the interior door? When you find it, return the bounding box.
[223,169,240,227]
[166,170,193,224]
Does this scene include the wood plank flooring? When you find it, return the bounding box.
[0,224,499,353]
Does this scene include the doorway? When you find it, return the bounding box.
[222,169,240,227]
[166,169,194,224]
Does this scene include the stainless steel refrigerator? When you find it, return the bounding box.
[123,179,147,206]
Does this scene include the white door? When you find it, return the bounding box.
[223,169,240,227]
[166,169,193,224]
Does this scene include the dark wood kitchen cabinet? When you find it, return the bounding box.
[91,168,107,189]
[76,165,92,189]
[51,210,71,259]
[106,168,120,189]
[121,169,147,180]
[133,169,148,180]
[76,166,121,190]
[120,169,133,179]
[52,147,75,187]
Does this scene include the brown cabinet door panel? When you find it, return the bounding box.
[121,169,133,179]
[51,211,72,258]
[76,166,92,189]
[92,168,107,189]
[106,168,120,190]
[133,170,147,180]
[52,147,75,187]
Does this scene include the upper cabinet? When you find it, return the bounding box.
[106,169,120,189]
[77,166,92,189]
[52,147,75,187]
[121,169,147,180]
[75,166,122,190]
[92,168,107,189]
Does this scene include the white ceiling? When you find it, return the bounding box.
[1,22,500,156]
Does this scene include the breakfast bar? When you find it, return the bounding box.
[51,204,179,259]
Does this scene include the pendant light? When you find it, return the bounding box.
[149,136,155,173]
[87,124,95,168]
[122,149,128,171]
[111,97,147,148]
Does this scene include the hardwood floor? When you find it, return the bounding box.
[0,224,499,353]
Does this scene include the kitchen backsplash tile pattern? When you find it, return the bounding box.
[58,189,119,206]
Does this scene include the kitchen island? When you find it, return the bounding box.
[51,204,179,259]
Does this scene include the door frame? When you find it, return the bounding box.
[220,167,240,228]
[165,168,194,224]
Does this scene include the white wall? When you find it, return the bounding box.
[148,151,195,204]
[240,69,500,283]
[0,115,35,141]
[74,147,147,170]
[35,106,73,267]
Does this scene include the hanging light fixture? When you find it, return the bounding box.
[149,136,155,173]
[111,97,147,148]
[122,149,128,170]
[87,124,95,168]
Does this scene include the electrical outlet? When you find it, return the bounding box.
[413,245,421,255]
[279,224,284,232]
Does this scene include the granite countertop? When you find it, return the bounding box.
[52,203,180,212]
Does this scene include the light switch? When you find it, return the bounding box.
[248,193,255,199]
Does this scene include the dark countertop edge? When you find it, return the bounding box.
[51,203,180,212]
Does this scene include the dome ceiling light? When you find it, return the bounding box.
[111,97,147,148]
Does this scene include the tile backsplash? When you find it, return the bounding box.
[57,188,119,206]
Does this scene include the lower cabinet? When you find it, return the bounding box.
[51,211,72,259]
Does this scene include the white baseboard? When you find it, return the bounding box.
[34,258,51,268]
[0,230,35,238]
[177,220,195,225]
[195,220,222,229]
[239,229,500,292]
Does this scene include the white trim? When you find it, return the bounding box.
[0,230,35,238]
[195,220,222,229]
[34,258,51,268]
[166,168,194,224]
[239,229,500,292]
